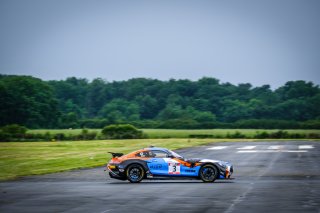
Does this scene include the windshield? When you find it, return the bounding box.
[169,150,184,159]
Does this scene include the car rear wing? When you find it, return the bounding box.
[108,152,124,158]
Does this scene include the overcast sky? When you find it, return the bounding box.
[0,0,319,88]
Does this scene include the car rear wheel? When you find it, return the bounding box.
[199,164,218,182]
[126,164,145,183]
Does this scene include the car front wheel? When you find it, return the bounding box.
[199,164,218,182]
[126,164,145,183]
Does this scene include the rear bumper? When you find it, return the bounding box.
[105,166,126,180]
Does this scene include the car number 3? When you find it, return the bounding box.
[168,162,180,174]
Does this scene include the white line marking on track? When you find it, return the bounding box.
[268,145,282,149]
[237,150,258,153]
[299,145,314,149]
[100,209,113,213]
[237,150,278,153]
[237,146,256,150]
[206,146,228,150]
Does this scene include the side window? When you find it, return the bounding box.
[136,151,152,158]
[151,150,168,158]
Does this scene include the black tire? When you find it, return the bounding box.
[199,164,218,183]
[126,164,145,183]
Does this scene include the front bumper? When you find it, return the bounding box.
[218,163,233,179]
[225,164,233,178]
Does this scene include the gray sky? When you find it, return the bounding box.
[0,0,319,88]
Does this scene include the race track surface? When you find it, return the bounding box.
[1,141,320,213]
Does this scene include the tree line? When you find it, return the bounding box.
[0,75,319,129]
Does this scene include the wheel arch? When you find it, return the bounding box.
[122,159,149,176]
[198,162,220,177]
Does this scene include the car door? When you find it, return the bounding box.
[178,159,199,176]
[147,150,169,176]
[166,156,199,177]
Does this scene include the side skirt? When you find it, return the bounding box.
[146,175,200,180]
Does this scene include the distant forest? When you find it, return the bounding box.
[0,75,319,129]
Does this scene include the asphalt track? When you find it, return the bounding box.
[1,141,320,213]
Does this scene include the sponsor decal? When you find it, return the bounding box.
[149,164,162,169]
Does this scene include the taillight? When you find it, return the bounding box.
[108,165,116,169]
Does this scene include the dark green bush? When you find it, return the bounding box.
[101,124,143,139]
[54,133,66,141]
[1,124,27,136]
[254,131,270,139]
[269,130,289,139]
[74,129,98,140]
[0,124,28,141]
[307,133,320,139]
[226,131,246,138]
[0,131,11,142]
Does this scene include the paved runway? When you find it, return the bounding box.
[1,141,320,213]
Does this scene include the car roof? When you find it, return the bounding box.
[144,147,170,152]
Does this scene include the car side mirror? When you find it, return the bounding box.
[167,154,174,158]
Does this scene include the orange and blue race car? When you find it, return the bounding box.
[106,146,233,183]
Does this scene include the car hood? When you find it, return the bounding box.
[185,158,231,166]
[199,159,231,166]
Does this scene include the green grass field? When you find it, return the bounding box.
[29,128,320,138]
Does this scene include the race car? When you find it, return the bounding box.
[106,146,233,183]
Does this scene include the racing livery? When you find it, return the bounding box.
[106,146,233,183]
